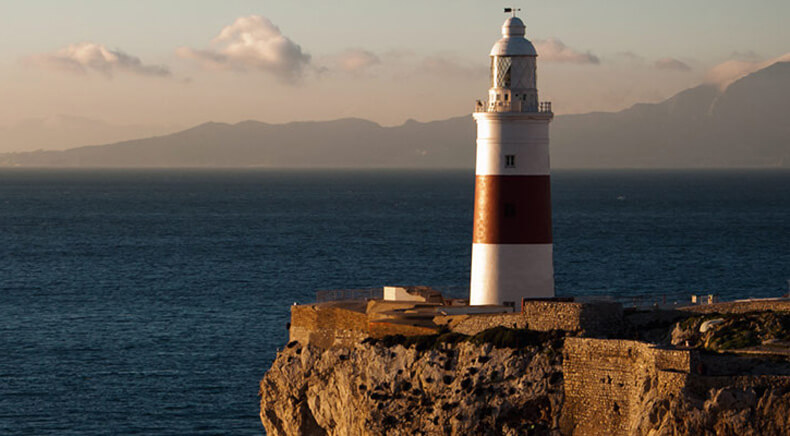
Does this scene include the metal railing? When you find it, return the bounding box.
[315,288,383,303]
[474,99,553,114]
[314,285,470,303]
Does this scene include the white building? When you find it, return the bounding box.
[470,12,555,306]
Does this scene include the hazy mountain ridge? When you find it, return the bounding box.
[552,62,790,168]
[2,62,789,168]
[0,115,181,153]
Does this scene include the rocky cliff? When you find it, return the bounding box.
[260,319,790,435]
[634,380,790,435]
[260,330,565,435]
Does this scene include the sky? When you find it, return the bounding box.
[0,0,789,151]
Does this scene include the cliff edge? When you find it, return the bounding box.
[260,299,790,435]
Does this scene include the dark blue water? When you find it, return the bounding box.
[1,169,788,434]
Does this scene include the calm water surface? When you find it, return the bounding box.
[0,169,788,434]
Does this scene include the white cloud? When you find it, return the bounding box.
[177,15,310,84]
[420,55,486,79]
[318,49,381,75]
[336,49,380,73]
[654,57,692,72]
[705,52,790,89]
[24,42,171,78]
[534,39,600,64]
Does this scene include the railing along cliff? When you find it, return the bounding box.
[316,288,383,303]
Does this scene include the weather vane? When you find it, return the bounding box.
[504,7,521,17]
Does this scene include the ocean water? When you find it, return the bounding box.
[0,169,788,434]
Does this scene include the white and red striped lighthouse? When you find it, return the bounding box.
[470,11,554,306]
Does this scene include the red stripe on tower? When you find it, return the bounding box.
[473,175,552,244]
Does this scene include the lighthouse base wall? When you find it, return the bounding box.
[470,243,554,305]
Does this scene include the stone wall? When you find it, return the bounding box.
[522,301,623,336]
[561,337,695,436]
[289,305,369,348]
[291,299,626,349]
[680,299,790,315]
[435,312,527,335]
[436,301,624,337]
[290,304,441,348]
[521,302,584,333]
[368,321,437,338]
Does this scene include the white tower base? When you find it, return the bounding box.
[470,243,554,305]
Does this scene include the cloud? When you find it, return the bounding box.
[322,49,381,74]
[24,42,171,78]
[534,39,600,64]
[616,51,644,62]
[177,15,310,84]
[336,49,380,73]
[419,55,486,79]
[705,52,790,89]
[653,57,692,72]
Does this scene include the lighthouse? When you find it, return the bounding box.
[470,10,554,306]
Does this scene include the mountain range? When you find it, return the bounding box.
[2,62,789,168]
[0,115,180,153]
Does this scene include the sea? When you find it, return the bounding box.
[1,169,788,435]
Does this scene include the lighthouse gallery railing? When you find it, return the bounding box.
[475,100,552,113]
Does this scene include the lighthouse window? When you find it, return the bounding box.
[504,203,517,217]
[505,155,516,168]
[493,57,512,88]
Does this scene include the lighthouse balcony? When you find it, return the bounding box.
[475,99,552,114]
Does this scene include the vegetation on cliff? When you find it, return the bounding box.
[671,311,790,352]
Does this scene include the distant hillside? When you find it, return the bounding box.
[552,61,790,168]
[0,117,476,168]
[2,62,789,168]
[0,115,180,152]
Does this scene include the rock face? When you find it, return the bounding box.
[261,326,790,435]
[634,381,790,435]
[260,337,564,435]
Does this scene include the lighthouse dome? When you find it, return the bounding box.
[490,17,537,57]
[502,17,525,37]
